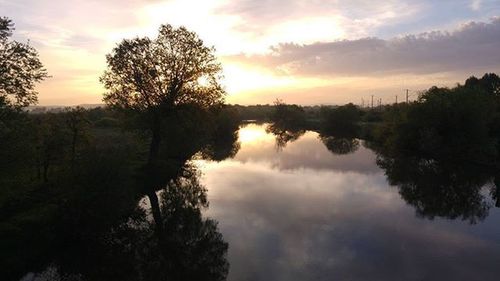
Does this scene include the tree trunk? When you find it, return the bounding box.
[147,190,164,236]
[148,113,162,165]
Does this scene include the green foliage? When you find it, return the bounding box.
[0,106,33,181]
[0,102,237,279]
[1,19,238,280]
[0,17,48,108]
[271,99,307,128]
[373,74,500,165]
[319,103,361,137]
[464,73,500,96]
[101,24,228,166]
[101,24,224,112]
[202,105,241,161]
[94,116,120,128]
[361,108,383,123]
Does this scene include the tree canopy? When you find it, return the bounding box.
[270,99,306,128]
[319,103,361,137]
[373,74,500,164]
[101,24,225,112]
[0,17,48,108]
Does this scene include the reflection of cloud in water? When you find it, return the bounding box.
[194,124,500,281]
[199,159,500,281]
[234,124,380,174]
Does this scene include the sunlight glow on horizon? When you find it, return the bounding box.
[2,0,498,106]
[223,63,332,95]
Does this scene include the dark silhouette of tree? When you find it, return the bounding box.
[464,73,500,95]
[63,107,90,167]
[58,164,230,281]
[202,106,241,161]
[319,103,361,137]
[0,17,48,108]
[0,108,34,180]
[65,164,228,281]
[373,82,498,164]
[0,18,48,183]
[271,99,306,128]
[319,135,360,155]
[33,113,69,182]
[367,74,500,223]
[154,165,229,281]
[202,133,240,161]
[101,24,225,165]
[492,175,500,208]
[1,131,230,281]
[375,151,494,223]
[266,123,305,151]
[266,100,307,150]
[313,103,362,155]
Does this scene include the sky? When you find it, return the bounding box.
[1,0,500,105]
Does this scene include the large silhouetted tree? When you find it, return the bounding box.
[0,17,48,108]
[101,24,225,164]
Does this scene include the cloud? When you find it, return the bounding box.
[218,0,421,26]
[2,0,499,105]
[201,132,500,281]
[226,18,500,77]
[216,0,423,49]
[471,0,482,10]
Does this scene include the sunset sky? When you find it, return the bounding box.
[1,0,500,105]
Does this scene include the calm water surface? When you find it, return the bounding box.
[196,123,500,281]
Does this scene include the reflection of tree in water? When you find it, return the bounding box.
[1,22,240,280]
[319,135,360,155]
[492,177,500,208]
[156,165,228,280]
[114,164,228,281]
[375,150,498,224]
[22,164,229,281]
[3,121,239,280]
[266,124,305,151]
[201,131,240,162]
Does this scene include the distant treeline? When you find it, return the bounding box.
[371,73,500,165]
[25,99,385,129]
[262,73,500,223]
[264,73,500,165]
[15,72,500,167]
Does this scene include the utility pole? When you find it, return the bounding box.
[371,95,374,108]
[405,89,409,103]
[395,95,398,104]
